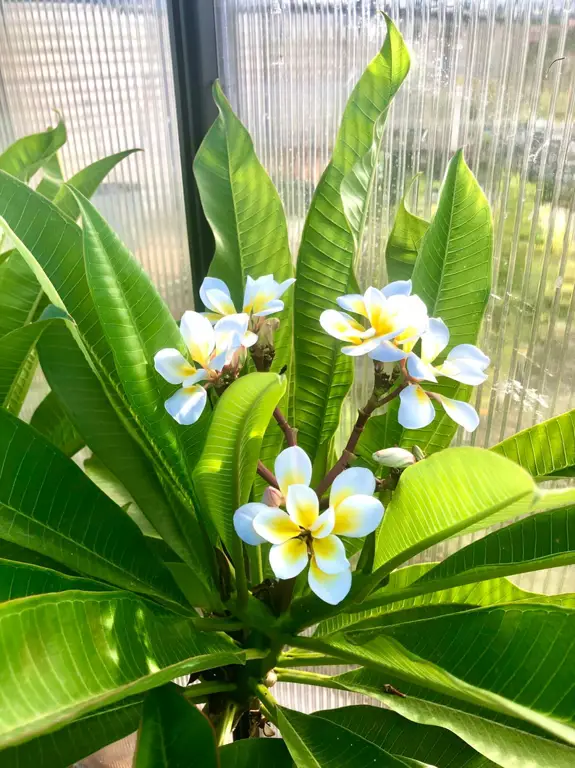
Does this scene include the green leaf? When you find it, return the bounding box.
[0,539,75,574]
[0,559,108,601]
[293,16,409,464]
[278,705,411,767]
[374,447,535,571]
[30,392,84,456]
[412,504,575,594]
[0,695,142,768]
[359,151,492,458]
[194,372,286,553]
[318,705,495,767]
[0,252,44,339]
[35,152,65,200]
[0,408,183,604]
[333,672,575,768]
[0,119,66,181]
[328,604,575,744]
[0,311,67,414]
[52,149,140,220]
[219,738,293,768]
[314,563,559,637]
[38,322,201,566]
[0,590,243,749]
[135,683,217,768]
[385,179,429,282]
[491,409,575,479]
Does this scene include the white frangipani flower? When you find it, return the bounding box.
[154,311,247,426]
[320,280,428,362]
[396,316,489,433]
[200,274,295,326]
[233,447,384,605]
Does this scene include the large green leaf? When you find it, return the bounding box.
[318,705,494,767]
[314,562,565,637]
[385,180,429,282]
[491,409,575,479]
[134,683,217,768]
[52,149,139,220]
[278,706,411,767]
[194,372,286,554]
[1,695,142,768]
[219,739,293,768]
[38,322,202,568]
[0,252,44,339]
[0,310,67,414]
[332,671,575,768]
[29,391,85,456]
[373,447,535,571]
[194,82,295,487]
[0,119,66,182]
[0,408,183,603]
[0,590,243,749]
[0,559,108,601]
[293,17,409,464]
[0,538,75,574]
[358,151,492,458]
[411,504,575,594]
[328,604,575,744]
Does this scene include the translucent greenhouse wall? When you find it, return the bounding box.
[214,0,575,711]
[0,0,192,317]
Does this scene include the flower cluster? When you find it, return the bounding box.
[321,279,489,432]
[234,446,383,604]
[154,275,294,425]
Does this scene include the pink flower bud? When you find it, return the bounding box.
[261,486,284,507]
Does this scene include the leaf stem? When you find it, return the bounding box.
[249,678,279,722]
[275,668,344,688]
[273,406,297,446]
[214,700,241,746]
[276,652,345,667]
[184,681,238,700]
[257,460,279,489]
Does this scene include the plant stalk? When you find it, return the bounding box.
[184,681,238,700]
[275,668,344,688]
[257,460,279,489]
[273,407,297,446]
[214,700,241,746]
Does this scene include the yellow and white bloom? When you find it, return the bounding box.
[200,274,295,325]
[154,311,247,426]
[398,384,480,432]
[406,317,490,385]
[233,447,384,605]
[321,281,428,361]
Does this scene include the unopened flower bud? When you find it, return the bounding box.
[261,486,284,507]
[372,447,416,469]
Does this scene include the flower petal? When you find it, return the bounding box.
[269,538,309,580]
[182,369,209,387]
[286,484,319,529]
[308,558,352,605]
[312,534,348,574]
[200,277,235,315]
[435,344,490,385]
[233,503,268,545]
[164,385,207,426]
[364,288,411,341]
[382,279,412,298]
[336,294,368,316]
[310,507,335,539]
[436,394,480,432]
[180,311,215,368]
[154,348,196,385]
[332,494,384,537]
[242,330,259,348]
[421,317,449,364]
[330,467,376,509]
[277,277,296,296]
[274,446,312,497]
[320,309,366,343]
[243,275,283,315]
[214,313,249,355]
[447,343,490,368]
[393,295,429,346]
[398,385,436,429]
[368,340,408,363]
[253,299,284,317]
[342,336,383,357]
[252,508,301,544]
[406,352,438,383]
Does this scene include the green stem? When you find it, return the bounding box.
[277,652,345,668]
[232,537,249,613]
[184,681,237,700]
[192,617,246,633]
[282,634,372,670]
[275,668,345,689]
[248,545,264,586]
[249,679,279,723]
[215,700,240,746]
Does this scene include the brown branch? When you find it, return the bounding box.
[257,460,279,489]
[315,383,408,498]
[273,407,297,447]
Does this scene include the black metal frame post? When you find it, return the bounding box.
[166,0,219,307]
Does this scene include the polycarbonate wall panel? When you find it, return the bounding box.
[215,0,575,711]
[0,0,192,317]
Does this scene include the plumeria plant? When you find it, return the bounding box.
[0,16,574,768]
